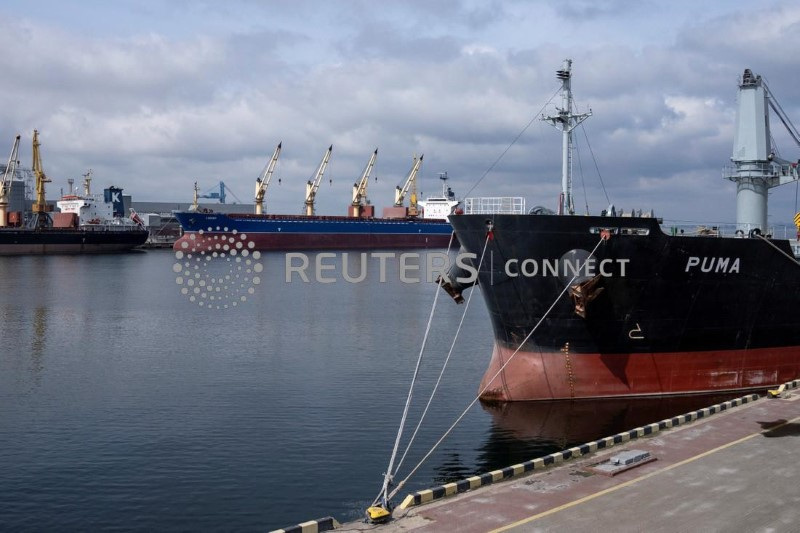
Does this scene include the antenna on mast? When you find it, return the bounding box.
[542,59,592,215]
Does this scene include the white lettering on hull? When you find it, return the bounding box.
[685,256,740,274]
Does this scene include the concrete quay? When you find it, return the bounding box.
[321,382,800,533]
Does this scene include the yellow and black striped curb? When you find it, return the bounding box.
[399,393,760,509]
[768,378,800,397]
[269,516,340,533]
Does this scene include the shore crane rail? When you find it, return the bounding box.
[254,142,282,215]
[304,145,333,216]
[394,154,423,216]
[351,148,378,218]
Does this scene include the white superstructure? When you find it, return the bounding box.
[57,194,114,224]
[418,172,459,220]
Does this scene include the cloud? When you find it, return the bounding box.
[0,1,798,223]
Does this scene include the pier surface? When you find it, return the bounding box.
[329,387,800,533]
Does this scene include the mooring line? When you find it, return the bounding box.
[755,233,800,265]
[372,232,456,508]
[387,235,606,501]
[392,234,491,477]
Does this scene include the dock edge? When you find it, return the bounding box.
[269,516,341,533]
[399,393,761,509]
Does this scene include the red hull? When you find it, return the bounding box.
[479,343,800,401]
[174,231,452,251]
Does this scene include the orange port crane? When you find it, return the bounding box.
[394,154,423,217]
[31,130,52,227]
[303,145,333,216]
[254,142,282,215]
[351,148,377,218]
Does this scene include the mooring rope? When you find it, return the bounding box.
[372,232,456,507]
[386,235,606,501]
[755,233,800,265]
[392,233,491,478]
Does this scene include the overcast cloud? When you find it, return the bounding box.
[0,0,798,226]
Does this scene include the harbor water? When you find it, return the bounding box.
[0,250,743,531]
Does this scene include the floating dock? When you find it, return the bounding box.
[274,379,800,532]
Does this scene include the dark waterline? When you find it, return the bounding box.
[0,251,745,531]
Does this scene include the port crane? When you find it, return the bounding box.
[304,145,333,216]
[31,130,52,227]
[394,154,423,217]
[189,180,243,207]
[351,148,378,218]
[0,134,20,227]
[199,181,227,204]
[254,142,282,215]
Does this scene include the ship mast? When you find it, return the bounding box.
[191,181,199,211]
[83,169,92,196]
[542,59,591,215]
[725,69,800,234]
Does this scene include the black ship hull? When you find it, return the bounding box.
[0,227,149,255]
[449,214,800,400]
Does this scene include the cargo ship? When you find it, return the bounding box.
[0,132,148,255]
[443,63,800,401]
[173,147,458,251]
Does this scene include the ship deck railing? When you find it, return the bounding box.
[464,197,526,215]
[661,222,798,240]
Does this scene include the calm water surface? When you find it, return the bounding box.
[0,250,743,530]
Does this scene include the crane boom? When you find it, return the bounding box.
[394,154,423,217]
[0,134,21,227]
[254,142,282,215]
[31,130,52,226]
[304,145,333,216]
[351,148,378,218]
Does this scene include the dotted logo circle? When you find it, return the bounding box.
[173,227,263,309]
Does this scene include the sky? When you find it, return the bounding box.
[1,0,799,226]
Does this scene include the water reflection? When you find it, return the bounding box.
[471,394,747,476]
[432,451,472,485]
[30,306,48,382]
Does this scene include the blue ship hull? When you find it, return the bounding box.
[173,211,454,250]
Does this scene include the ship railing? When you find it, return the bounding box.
[661,222,798,240]
[76,224,146,232]
[464,197,526,214]
[722,162,800,181]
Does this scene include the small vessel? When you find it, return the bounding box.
[0,131,148,255]
[444,62,800,401]
[173,147,456,251]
